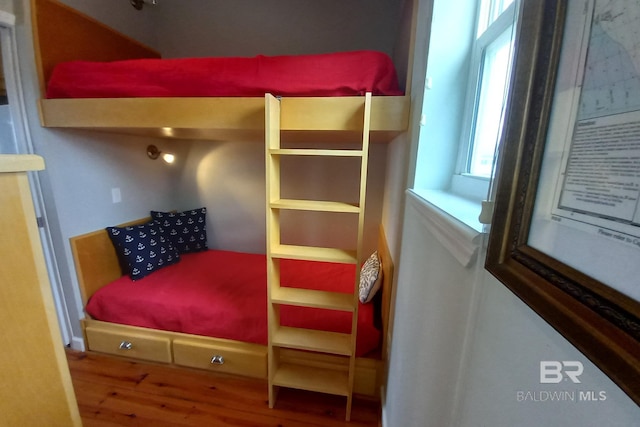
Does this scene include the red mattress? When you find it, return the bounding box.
[85,250,381,357]
[46,50,403,99]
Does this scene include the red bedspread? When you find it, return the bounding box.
[46,50,403,99]
[85,250,380,357]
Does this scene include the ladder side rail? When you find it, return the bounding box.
[265,93,281,409]
[346,92,373,421]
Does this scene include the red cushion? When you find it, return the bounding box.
[85,250,381,356]
[46,50,403,98]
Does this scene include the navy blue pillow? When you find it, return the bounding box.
[151,208,208,254]
[106,221,180,281]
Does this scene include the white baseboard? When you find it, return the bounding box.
[69,335,85,352]
[380,385,389,427]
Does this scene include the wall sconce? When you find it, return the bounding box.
[131,0,157,10]
[147,145,175,164]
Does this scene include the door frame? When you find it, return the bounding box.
[0,10,73,346]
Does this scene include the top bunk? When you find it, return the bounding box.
[31,0,411,142]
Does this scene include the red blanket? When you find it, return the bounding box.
[46,50,403,98]
[85,250,381,357]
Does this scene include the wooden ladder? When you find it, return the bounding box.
[265,93,372,421]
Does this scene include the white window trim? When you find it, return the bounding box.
[412,1,518,236]
[450,173,490,202]
[407,189,484,267]
[455,1,516,180]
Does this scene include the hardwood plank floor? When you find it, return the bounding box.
[66,351,380,426]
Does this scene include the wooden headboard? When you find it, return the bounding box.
[31,0,161,97]
[69,217,149,306]
[70,220,394,353]
[377,224,395,359]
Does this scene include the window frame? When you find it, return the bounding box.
[455,1,517,183]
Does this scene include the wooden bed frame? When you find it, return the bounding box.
[31,0,410,143]
[70,219,394,398]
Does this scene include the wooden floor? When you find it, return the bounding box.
[66,350,381,427]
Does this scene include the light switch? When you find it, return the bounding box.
[111,187,121,204]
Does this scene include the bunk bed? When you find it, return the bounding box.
[32,0,408,416]
[31,0,410,142]
[70,218,394,398]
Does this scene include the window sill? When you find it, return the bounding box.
[406,189,485,267]
[450,173,490,204]
[411,188,485,233]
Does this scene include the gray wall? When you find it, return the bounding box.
[155,0,401,60]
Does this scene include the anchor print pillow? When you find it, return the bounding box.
[106,221,180,280]
[150,208,208,254]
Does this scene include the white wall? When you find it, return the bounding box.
[0,104,16,153]
[384,194,478,427]
[385,196,640,426]
[382,0,640,425]
[456,267,640,427]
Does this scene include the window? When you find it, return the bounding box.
[412,0,519,231]
[458,0,517,179]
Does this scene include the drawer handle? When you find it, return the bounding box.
[210,355,225,365]
[119,341,133,350]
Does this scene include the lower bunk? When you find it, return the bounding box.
[81,319,381,397]
[71,217,394,399]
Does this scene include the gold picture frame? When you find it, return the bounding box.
[486,0,640,405]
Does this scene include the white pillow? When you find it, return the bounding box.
[359,251,383,303]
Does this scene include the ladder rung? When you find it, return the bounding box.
[272,363,350,396]
[270,148,363,157]
[270,244,357,264]
[271,286,355,311]
[272,326,353,356]
[270,199,360,213]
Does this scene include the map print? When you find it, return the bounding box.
[554,0,640,242]
[578,0,640,120]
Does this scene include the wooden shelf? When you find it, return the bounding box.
[270,199,360,213]
[272,363,350,397]
[272,326,352,356]
[270,244,357,264]
[269,148,364,157]
[271,286,355,311]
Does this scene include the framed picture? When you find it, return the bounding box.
[486,0,640,404]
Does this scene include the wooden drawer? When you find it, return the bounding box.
[85,325,172,363]
[173,338,267,378]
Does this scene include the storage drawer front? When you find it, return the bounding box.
[173,339,267,378]
[85,326,172,363]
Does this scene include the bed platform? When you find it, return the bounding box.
[31,0,410,142]
[70,219,394,398]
